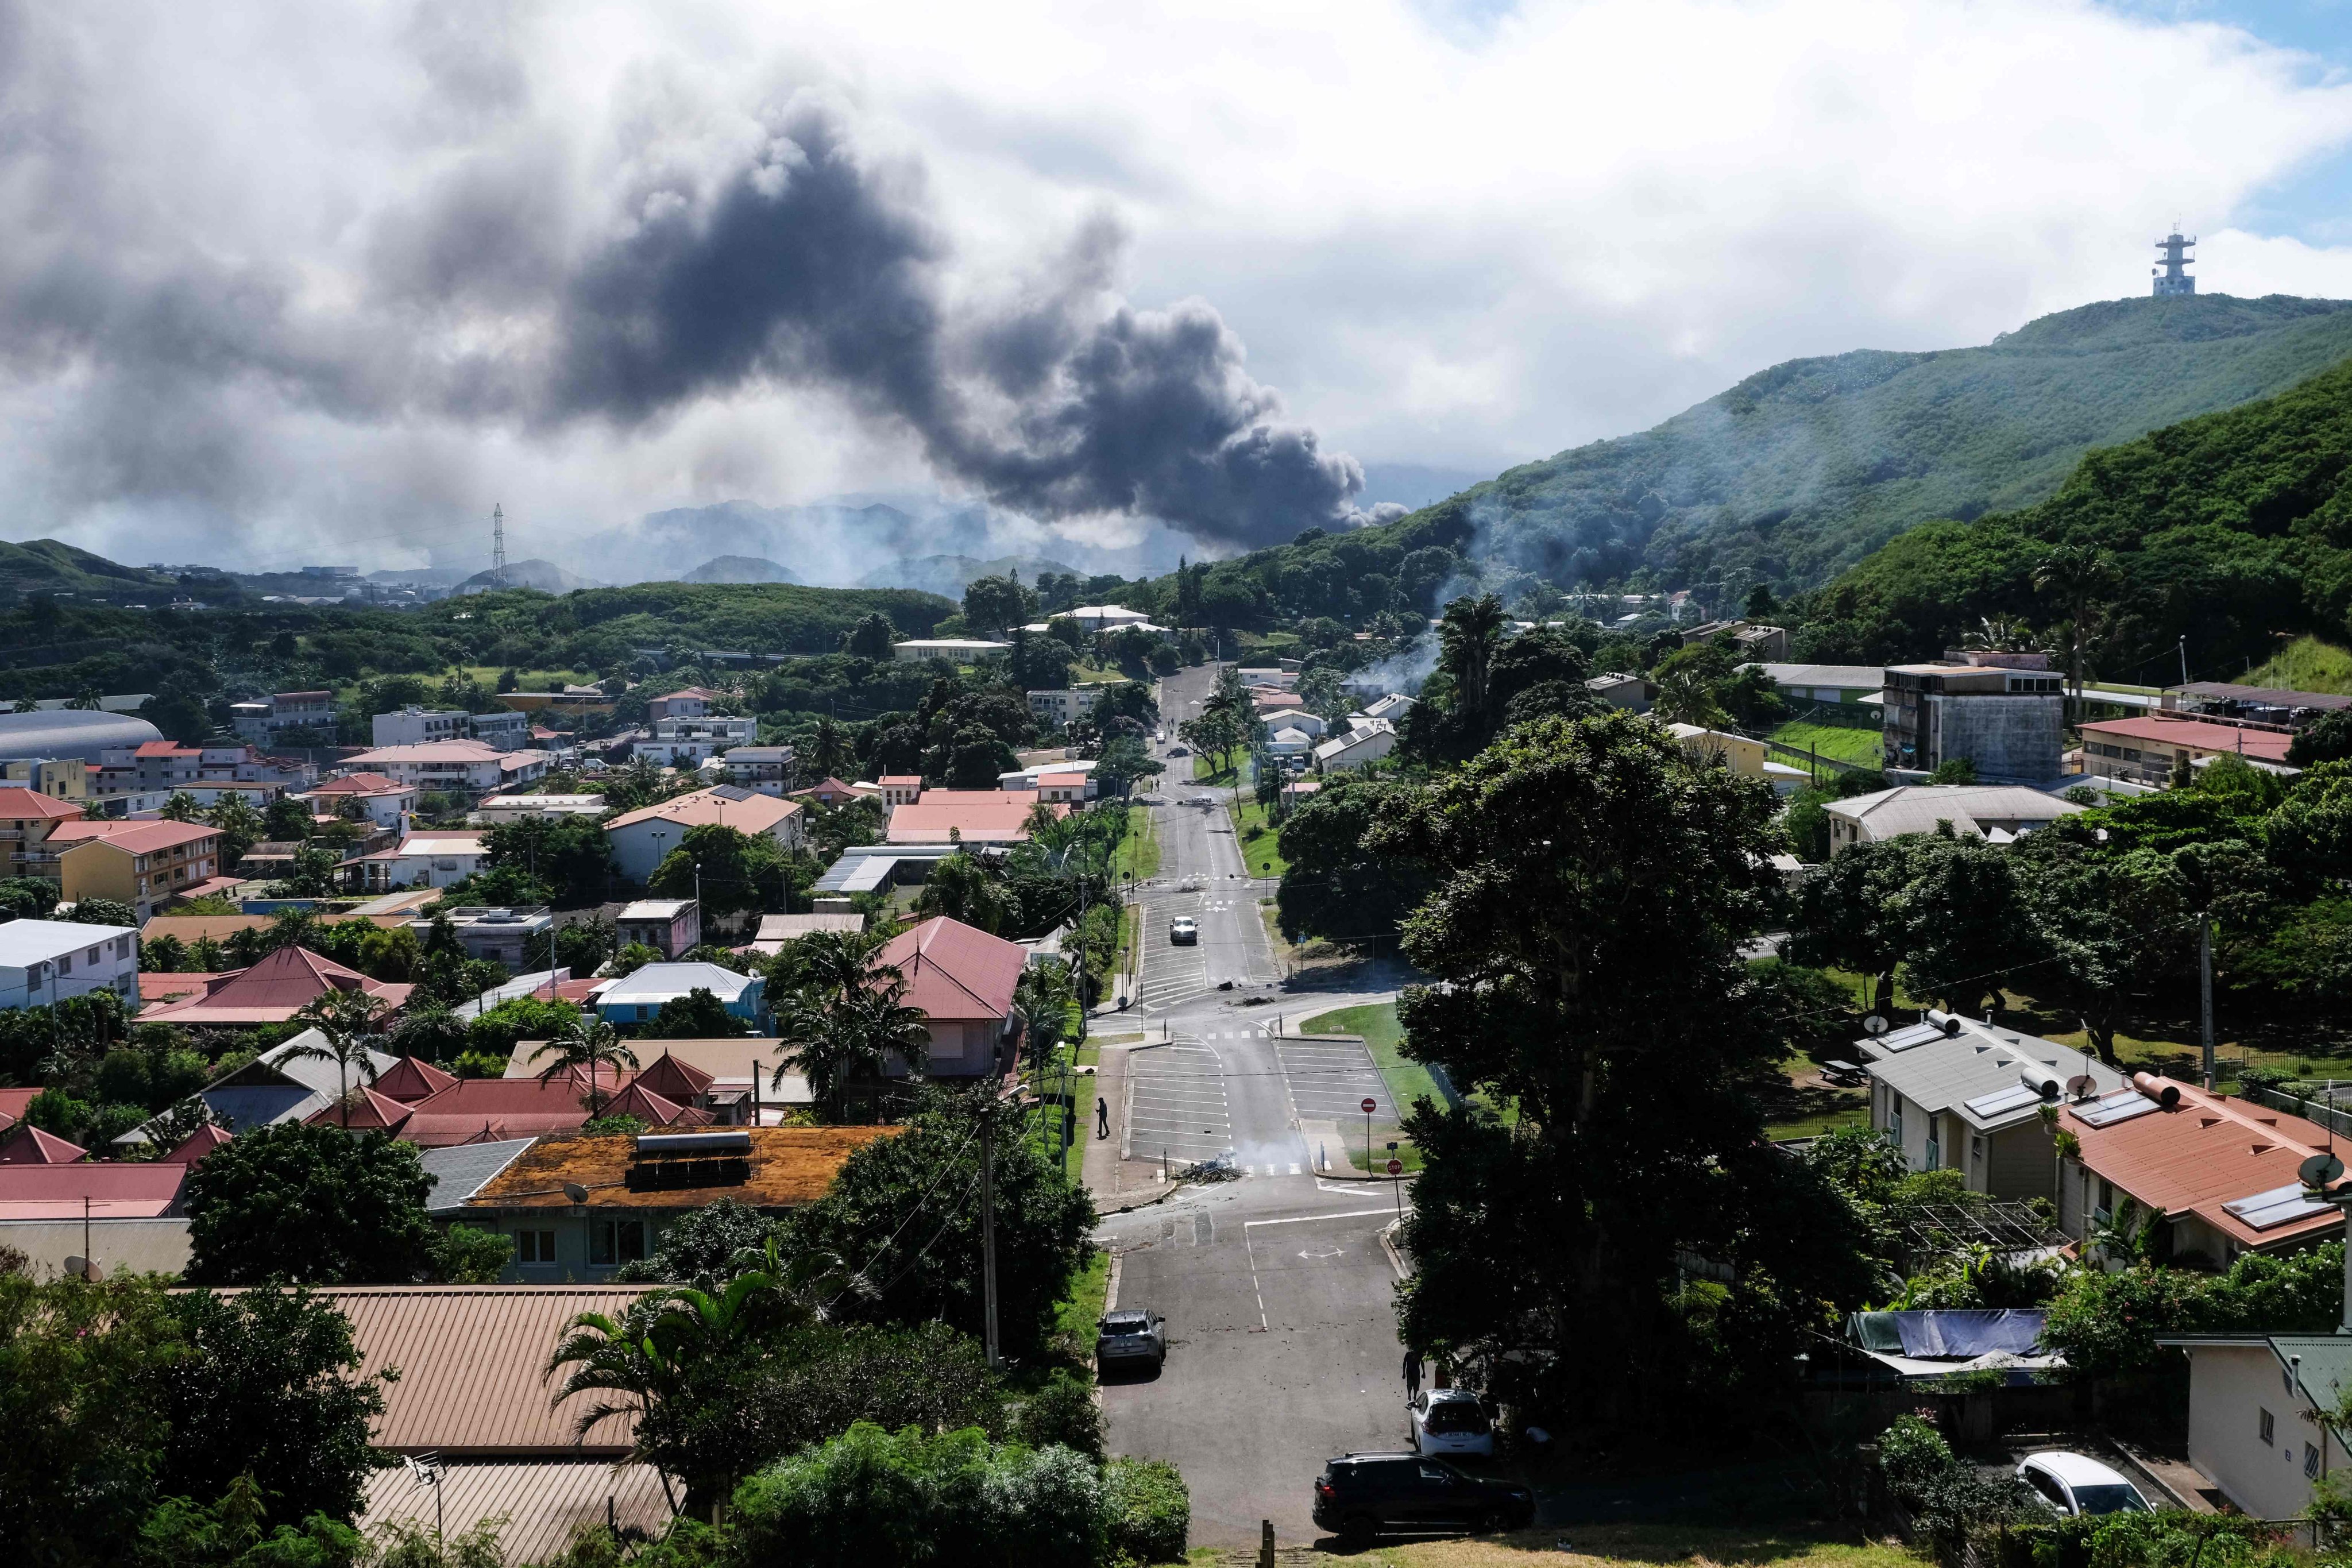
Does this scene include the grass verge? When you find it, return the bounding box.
[1229,781,1289,878]
[1113,905,1140,986]
[1055,1248,1111,1349]
[1301,1001,1437,1171]
[1767,718,1882,769]
[1113,805,1161,880]
[2247,634,2352,695]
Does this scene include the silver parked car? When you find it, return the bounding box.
[1096,1310,1167,1370]
[2016,1452,2150,1517]
[1409,1389,1494,1457]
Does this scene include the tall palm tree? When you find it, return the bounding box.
[529,1017,640,1117]
[2033,544,2119,708]
[286,988,390,1123]
[771,934,928,1121]
[1438,594,1509,721]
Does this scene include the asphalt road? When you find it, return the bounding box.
[1097,663,1416,1547]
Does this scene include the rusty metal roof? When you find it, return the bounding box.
[316,1285,654,1456]
[467,1126,895,1212]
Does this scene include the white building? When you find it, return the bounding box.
[1823,785,2087,858]
[352,829,492,891]
[1266,727,1314,758]
[603,786,805,886]
[0,918,139,1012]
[1025,689,1094,729]
[337,741,550,796]
[1258,708,1327,739]
[1315,719,1397,773]
[1066,605,1153,630]
[998,759,1100,792]
[893,639,1012,663]
[718,746,797,797]
[368,708,534,750]
[1351,693,1415,726]
[2160,1335,2352,1521]
[636,715,759,767]
[296,772,418,830]
[473,793,608,824]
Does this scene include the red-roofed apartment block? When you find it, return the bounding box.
[45,818,222,921]
[2077,717,2296,787]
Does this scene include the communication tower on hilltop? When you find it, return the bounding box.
[2152,228,2196,297]
[491,503,508,588]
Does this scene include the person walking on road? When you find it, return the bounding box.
[1403,1350,1422,1400]
[1096,1096,1110,1140]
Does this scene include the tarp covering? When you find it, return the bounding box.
[1849,1309,2046,1359]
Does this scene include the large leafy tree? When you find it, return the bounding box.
[1788,836,1924,1015]
[788,1092,1095,1361]
[649,821,797,921]
[1366,712,1871,1421]
[483,812,617,906]
[961,574,1037,639]
[1273,777,1434,945]
[183,1122,438,1285]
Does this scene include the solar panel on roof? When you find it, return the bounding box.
[1964,1084,2045,1119]
[2223,1184,2335,1232]
[1875,1023,1945,1053]
[2074,1090,2159,1128]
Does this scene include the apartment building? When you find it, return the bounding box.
[369,707,532,749]
[1882,655,2065,781]
[0,758,87,800]
[0,918,140,1011]
[227,690,337,747]
[635,715,759,767]
[48,820,223,920]
[0,787,88,882]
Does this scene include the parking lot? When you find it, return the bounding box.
[1126,1042,1234,1167]
[1277,1036,1396,1125]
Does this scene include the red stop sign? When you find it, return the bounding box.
[1387,1158,1403,1176]
[1361,1098,1377,1114]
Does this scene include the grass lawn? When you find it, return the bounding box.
[1230,786,1289,878]
[1767,718,1882,770]
[1112,905,1140,985]
[457,664,596,690]
[1113,805,1161,880]
[1294,1523,1922,1568]
[2247,634,2352,695]
[1192,754,1239,785]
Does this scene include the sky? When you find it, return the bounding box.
[5,0,2352,577]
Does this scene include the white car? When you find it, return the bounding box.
[1408,1389,1494,1458]
[1169,917,1199,945]
[2015,1452,2150,1517]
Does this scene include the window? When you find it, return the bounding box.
[85,947,98,965]
[591,1220,647,1266]
[2308,1444,2322,1481]
[2261,1408,2276,1446]
[516,1229,558,1264]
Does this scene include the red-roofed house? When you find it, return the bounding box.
[391,1073,704,1148]
[884,789,1061,845]
[0,787,87,882]
[374,1055,458,1102]
[2077,717,2297,787]
[0,1087,40,1131]
[296,772,418,829]
[140,945,414,1028]
[307,1086,418,1134]
[0,1161,189,1219]
[790,777,864,808]
[604,787,805,885]
[0,1125,86,1164]
[2061,1072,2344,1264]
[47,817,222,920]
[161,1124,234,1164]
[874,916,1028,1081]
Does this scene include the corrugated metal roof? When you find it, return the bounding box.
[141,948,412,1025]
[394,1077,619,1148]
[0,1163,187,1217]
[419,1138,538,1215]
[2066,1075,2346,1251]
[1865,1022,2122,1130]
[878,916,1025,1023]
[319,1286,655,1455]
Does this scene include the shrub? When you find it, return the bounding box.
[1876,1413,1953,1505]
[1103,1457,1189,1566]
[729,1423,1104,1568]
[1011,1370,1104,1462]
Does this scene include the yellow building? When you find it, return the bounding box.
[0,758,88,799]
[0,786,88,881]
[50,820,223,921]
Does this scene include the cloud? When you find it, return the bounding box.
[2,0,2352,573]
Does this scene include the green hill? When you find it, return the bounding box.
[1158,295,2352,625]
[1793,352,2352,681]
[0,539,179,600]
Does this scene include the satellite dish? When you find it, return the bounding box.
[63,1255,99,1282]
[2065,1074,2099,1098]
[2301,1152,2345,1188]
[1863,1015,1890,1036]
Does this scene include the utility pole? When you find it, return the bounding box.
[2199,916,2216,1091]
[491,503,508,589]
[980,1107,1001,1369]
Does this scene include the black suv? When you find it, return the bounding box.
[1312,1452,1535,1544]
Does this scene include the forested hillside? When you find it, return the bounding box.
[1152,294,2352,627]
[1793,353,2352,681]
